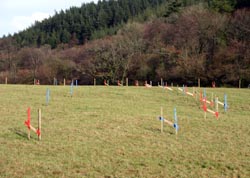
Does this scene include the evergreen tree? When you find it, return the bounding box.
[60,29,71,44]
[48,31,58,49]
[209,0,236,12]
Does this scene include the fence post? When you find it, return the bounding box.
[38,109,41,141]
[27,108,31,140]
[216,97,219,113]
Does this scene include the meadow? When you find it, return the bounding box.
[0,84,250,177]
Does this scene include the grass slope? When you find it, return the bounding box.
[0,85,250,177]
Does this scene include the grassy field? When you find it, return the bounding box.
[0,85,250,177]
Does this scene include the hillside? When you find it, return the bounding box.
[0,0,249,86]
[10,0,177,48]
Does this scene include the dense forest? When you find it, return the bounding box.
[0,0,249,87]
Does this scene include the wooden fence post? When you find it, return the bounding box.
[27,108,31,140]
[211,92,214,107]
[216,97,219,113]
[38,109,41,141]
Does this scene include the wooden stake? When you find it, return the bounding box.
[26,108,31,140]
[64,78,66,86]
[54,78,58,85]
[94,78,96,86]
[38,109,41,141]
[28,127,30,140]
[239,79,241,88]
[70,82,73,97]
[198,78,200,88]
[211,92,214,107]
[161,78,163,86]
[216,97,219,113]
[161,107,163,133]
[204,98,207,119]
[30,125,37,134]
[207,109,215,114]
[126,78,128,86]
[195,88,198,101]
[5,77,7,84]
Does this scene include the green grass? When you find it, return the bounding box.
[0,85,250,177]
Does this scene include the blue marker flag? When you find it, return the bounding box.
[173,108,179,132]
[46,88,50,105]
[203,88,206,98]
[224,94,228,112]
[174,108,177,123]
[159,116,164,121]
[173,123,179,131]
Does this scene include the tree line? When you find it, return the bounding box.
[0,0,249,87]
[2,0,247,48]
[9,0,174,48]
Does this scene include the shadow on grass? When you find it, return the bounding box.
[9,128,31,140]
[145,127,175,135]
